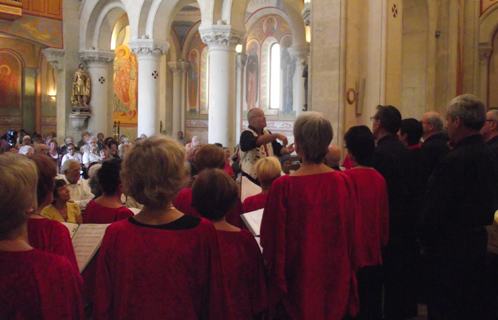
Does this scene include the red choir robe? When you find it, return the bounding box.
[27,217,79,272]
[217,229,268,319]
[82,201,134,307]
[224,162,234,176]
[83,201,134,224]
[0,249,84,319]
[174,188,245,228]
[260,172,359,320]
[242,193,268,213]
[343,168,389,267]
[93,217,232,320]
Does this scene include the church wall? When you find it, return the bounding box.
[386,0,402,110]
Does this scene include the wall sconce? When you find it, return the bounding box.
[48,90,56,102]
[235,44,243,53]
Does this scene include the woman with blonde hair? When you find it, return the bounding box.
[94,136,230,320]
[260,112,359,319]
[242,157,281,213]
[0,153,84,319]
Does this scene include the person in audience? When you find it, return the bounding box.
[186,145,200,178]
[324,144,342,171]
[192,168,268,319]
[33,133,43,146]
[481,109,498,157]
[41,179,82,224]
[34,143,48,155]
[84,159,133,223]
[177,130,186,145]
[61,142,82,169]
[418,94,498,319]
[223,147,234,176]
[118,135,130,158]
[27,154,79,272]
[94,136,231,320]
[47,139,60,168]
[370,105,419,320]
[420,111,449,171]
[174,144,244,227]
[0,153,84,319]
[87,163,103,198]
[18,135,33,155]
[106,138,120,159]
[97,133,105,150]
[186,135,201,152]
[60,159,94,211]
[260,112,358,319]
[243,157,281,213]
[77,131,90,150]
[280,155,292,175]
[60,136,74,154]
[343,125,389,320]
[83,136,102,168]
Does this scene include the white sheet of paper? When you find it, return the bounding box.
[60,222,79,239]
[241,208,264,236]
[128,207,141,215]
[71,224,110,273]
[241,175,262,202]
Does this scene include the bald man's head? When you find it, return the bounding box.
[34,144,47,155]
[324,144,341,168]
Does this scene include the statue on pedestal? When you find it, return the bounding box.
[71,63,91,113]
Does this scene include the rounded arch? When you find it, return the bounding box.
[221,0,250,30]
[480,3,498,46]
[144,0,196,43]
[181,21,201,60]
[94,5,128,50]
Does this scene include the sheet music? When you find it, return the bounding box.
[128,207,141,215]
[241,175,262,202]
[60,222,79,238]
[241,208,264,236]
[72,224,110,273]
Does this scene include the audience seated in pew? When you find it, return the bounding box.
[242,157,281,213]
[41,179,83,224]
[94,136,232,320]
[0,153,84,319]
[192,168,268,320]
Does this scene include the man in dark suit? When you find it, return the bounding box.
[371,105,418,320]
[418,94,498,320]
[481,109,498,157]
[420,112,449,172]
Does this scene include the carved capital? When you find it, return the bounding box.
[302,3,311,26]
[168,61,188,74]
[42,48,65,70]
[128,39,169,58]
[80,50,115,67]
[479,44,493,63]
[199,24,245,49]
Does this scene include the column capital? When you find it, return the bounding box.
[302,3,311,26]
[199,24,245,49]
[289,45,310,68]
[42,48,65,70]
[128,38,169,58]
[236,54,247,68]
[479,43,493,64]
[168,61,189,74]
[80,50,115,67]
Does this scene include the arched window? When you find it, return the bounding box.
[268,43,281,110]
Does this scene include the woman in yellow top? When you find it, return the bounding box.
[41,179,82,224]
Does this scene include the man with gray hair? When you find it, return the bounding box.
[420,111,449,170]
[481,109,498,155]
[418,94,498,319]
[324,144,342,171]
[59,159,94,211]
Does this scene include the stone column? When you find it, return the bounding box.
[235,54,247,143]
[168,61,188,136]
[80,50,115,136]
[289,45,309,117]
[128,39,169,137]
[479,45,493,103]
[42,48,66,142]
[180,62,188,133]
[199,24,245,149]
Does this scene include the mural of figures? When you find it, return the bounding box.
[246,43,259,110]
[188,49,199,115]
[264,16,277,36]
[281,36,295,114]
[0,52,21,109]
[113,45,138,122]
[200,47,209,114]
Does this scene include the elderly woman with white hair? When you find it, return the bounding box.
[94,136,231,319]
[260,112,359,320]
[0,153,84,319]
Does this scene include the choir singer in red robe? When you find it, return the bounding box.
[260,111,359,320]
[192,168,268,319]
[94,136,232,320]
[0,153,84,319]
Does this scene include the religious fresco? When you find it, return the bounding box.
[482,0,498,16]
[186,31,207,117]
[0,15,62,48]
[113,45,138,126]
[245,14,292,113]
[0,51,22,110]
[0,36,40,68]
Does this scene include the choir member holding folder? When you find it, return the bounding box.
[94,136,232,320]
[192,168,268,319]
[260,112,359,320]
[27,153,79,272]
[0,153,84,319]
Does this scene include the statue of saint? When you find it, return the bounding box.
[71,63,91,109]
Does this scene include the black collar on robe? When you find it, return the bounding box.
[377,134,400,146]
[453,134,485,150]
[424,132,448,143]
